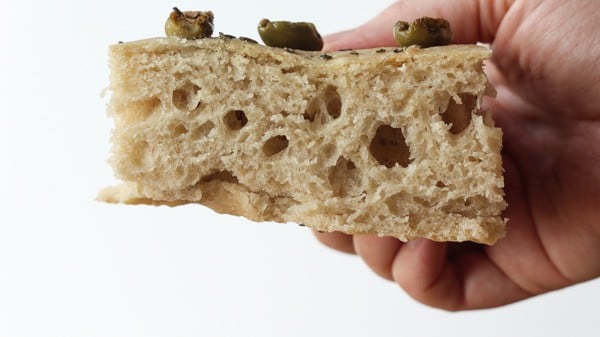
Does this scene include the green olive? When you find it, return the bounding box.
[165,7,214,39]
[257,19,323,51]
[393,17,453,48]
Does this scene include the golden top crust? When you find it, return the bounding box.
[112,36,491,65]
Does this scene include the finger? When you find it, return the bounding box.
[391,239,457,307]
[483,59,507,87]
[324,0,512,51]
[392,239,530,310]
[484,154,572,293]
[313,231,356,254]
[353,235,403,281]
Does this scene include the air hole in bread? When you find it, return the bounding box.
[441,94,476,134]
[436,181,448,188]
[385,192,409,214]
[411,68,428,82]
[263,135,289,156]
[324,85,342,119]
[236,79,250,90]
[169,122,189,136]
[328,156,361,197]
[369,125,412,168]
[175,166,185,178]
[303,97,320,121]
[172,82,201,111]
[191,121,215,139]
[200,170,239,184]
[322,143,337,161]
[441,196,487,217]
[468,155,482,163]
[122,97,161,122]
[223,110,248,130]
[414,196,435,207]
[130,140,149,167]
[281,66,303,74]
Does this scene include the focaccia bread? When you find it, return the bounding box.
[99,36,506,244]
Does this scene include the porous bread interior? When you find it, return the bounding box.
[100,37,506,244]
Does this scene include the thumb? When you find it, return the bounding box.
[324,0,512,51]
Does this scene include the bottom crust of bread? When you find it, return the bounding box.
[99,180,505,245]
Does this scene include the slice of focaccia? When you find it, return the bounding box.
[99,37,506,244]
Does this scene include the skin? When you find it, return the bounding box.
[315,0,600,310]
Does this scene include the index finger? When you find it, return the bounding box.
[324,0,512,51]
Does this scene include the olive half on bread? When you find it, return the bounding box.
[164,8,452,50]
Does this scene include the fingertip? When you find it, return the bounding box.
[313,230,356,255]
[392,239,446,287]
[354,235,403,281]
[392,239,463,309]
[322,27,383,51]
[321,3,399,51]
[322,30,352,51]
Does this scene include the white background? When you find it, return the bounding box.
[1,0,598,336]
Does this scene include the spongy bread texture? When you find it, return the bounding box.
[99,37,506,244]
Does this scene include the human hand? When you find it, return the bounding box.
[316,0,600,310]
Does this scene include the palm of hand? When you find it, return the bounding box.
[318,0,600,310]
